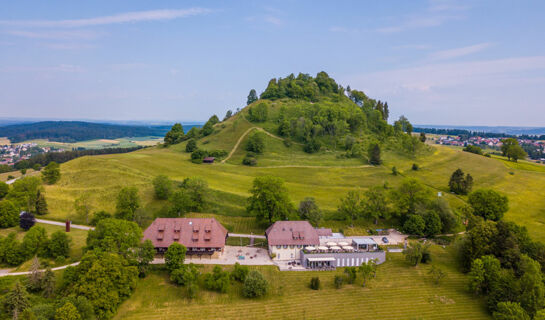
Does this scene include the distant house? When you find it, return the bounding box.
[265,221,320,261]
[203,157,215,163]
[143,218,228,258]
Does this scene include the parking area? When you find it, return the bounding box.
[367,229,408,246]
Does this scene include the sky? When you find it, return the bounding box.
[0,0,544,126]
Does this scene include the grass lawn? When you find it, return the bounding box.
[114,245,490,320]
[39,110,545,242]
[0,222,88,270]
[18,136,163,150]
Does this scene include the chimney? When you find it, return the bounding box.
[65,220,71,232]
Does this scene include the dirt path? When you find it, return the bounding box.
[222,126,289,163]
[0,262,80,277]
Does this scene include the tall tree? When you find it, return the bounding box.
[115,187,140,221]
[493,302,530,320]
[41,162,61,185]
[35,189,48,216]
[247,89,258,105]
[152,175,172,200]
[468,189,509,221]
[165,243,187,272]
[223,110,233,121]
[74,194,92,224]
[163,123,185,146]
[4,282,30,320]
[42,268,56,298]
[391,178,431,216]
[247,176,294,224]
[0,199,19,228]
[298,197,322,227]
[86,218,142,257]
[363,186,389,223]
[368,143,382,165]
[338,190,363,227]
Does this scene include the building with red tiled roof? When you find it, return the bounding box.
[265,221,320,261]
[143,218,228,258]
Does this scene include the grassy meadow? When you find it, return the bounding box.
[114,245,490,320]
[40,112,545,242]
[18,136,163,150]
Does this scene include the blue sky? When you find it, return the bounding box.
[1,0,544,126]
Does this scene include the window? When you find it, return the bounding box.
[289,245,295,249]
[297,245,302,248]
[283,245,288,249]
[276,245,281,249]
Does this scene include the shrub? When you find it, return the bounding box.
[89,210,111,226]
[344,267,357,284]
[310,277,321,290]
[191,149,208,164]
[303,139,321,153]
[246,132,265,154]
[185,139,197,153]
[242,155,257,166]
[392,166,398,176]
[412,163,419,171]
[242,270,268,298]
[203,266,230,293]
[403,215,425,236]
[247,103,268,122]
[231,262,249,282]
[47,231,71,258]
[283,138,292,147]
[334,275,344,289]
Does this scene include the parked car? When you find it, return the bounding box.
[382,237,389,244]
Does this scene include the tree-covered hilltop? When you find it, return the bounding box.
[0,121,166,143]
[251,72,421,155]
[164,72,423,160]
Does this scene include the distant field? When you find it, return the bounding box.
[19,136,163,150]
[0,137,9,145]
[0,169,38,182]
[114,245,490,320]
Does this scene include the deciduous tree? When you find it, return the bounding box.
[42,162,61,184]
[468,189,509,221]
[298,197,322,227]
[152,175,172,200]
[115,187,140,221]
[165,243,187,273]
[247,176,294,224]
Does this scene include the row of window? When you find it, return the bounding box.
[275,245,306,249]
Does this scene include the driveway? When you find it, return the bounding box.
[152,245,274,266]
[357,229,408,246]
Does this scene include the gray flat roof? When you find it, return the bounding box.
[352,238,377,245]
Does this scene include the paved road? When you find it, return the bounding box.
[228,233,266,239]
[0,262,80,277]
[36,219,95,231]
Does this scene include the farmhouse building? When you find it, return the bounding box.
[143,218,228,258]
[266,220,386,270]
[265,221,320,261]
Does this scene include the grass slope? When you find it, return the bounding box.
[42,114,545,241]
[114,246,489,320]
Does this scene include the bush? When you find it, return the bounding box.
[47,231,71,258]
[153,175,172,200]
[310,277,321,290]
[283,138,292,147]
[412,163,419,171]
[191,149,208,164]
[203,266,230,293]
[303,139,321,153]
[334,275,344,289]
[246,132,265,154]
[242,155,257,166]
[392,166,398,176]
[247,102,268,122]
[185,139,197,153]
[242,270,268,298]
[403,215,425,236]
[231,262,249,282]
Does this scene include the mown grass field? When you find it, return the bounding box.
[0,222,88,270]
[18,136,163,149]
[114,245,490,320]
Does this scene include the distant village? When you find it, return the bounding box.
[0,142,64,166]
[435,135,545,161]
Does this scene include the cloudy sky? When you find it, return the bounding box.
[0,0,544,125]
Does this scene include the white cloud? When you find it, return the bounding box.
[342,56,545,126]
[429,42,493,60]
[264,16,283,26]
[5,29,101,40]
[0,8,210,28]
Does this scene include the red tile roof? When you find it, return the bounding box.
[143,218,228,249]
[316,228,333,237]
[265,221,320,246]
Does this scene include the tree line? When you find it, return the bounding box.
[0,121,166,143]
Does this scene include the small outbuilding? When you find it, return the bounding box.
[203,157,215,163]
